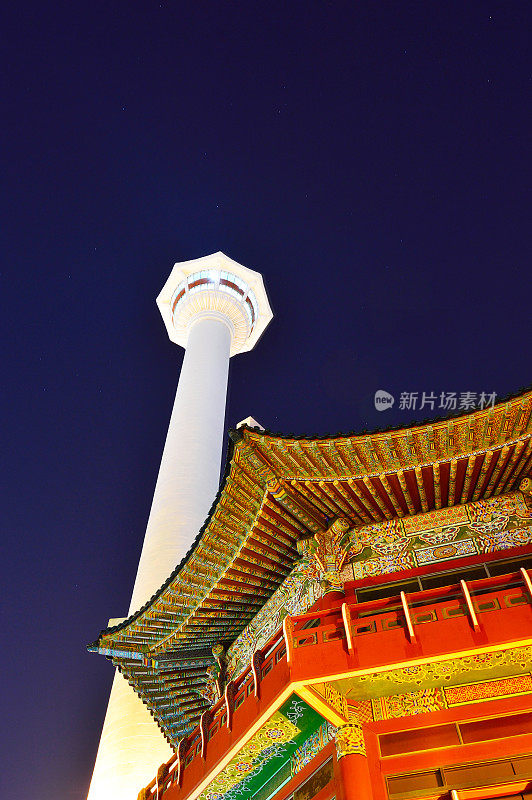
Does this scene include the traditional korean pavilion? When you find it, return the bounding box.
[89,386,532,800]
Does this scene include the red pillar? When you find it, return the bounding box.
[335,723,373,800]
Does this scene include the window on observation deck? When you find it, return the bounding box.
[171,270,258,332]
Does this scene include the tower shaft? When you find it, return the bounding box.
[130,316,231,614]
[88,253,272,800]
[89,319,232,800]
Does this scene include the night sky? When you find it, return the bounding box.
[2,3,531,798]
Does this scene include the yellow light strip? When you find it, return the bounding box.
[295,683,347,727]
[224,683,232,729]
[250,654,260,697]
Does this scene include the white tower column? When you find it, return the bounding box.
[88,253,272,800]
[129,315,231,614]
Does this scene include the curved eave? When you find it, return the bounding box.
[90,387,532,656]
[90,442,300,657]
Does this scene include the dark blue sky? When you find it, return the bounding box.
[2,2,531,798]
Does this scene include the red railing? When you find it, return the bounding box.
[140,568,532,799]
[290,567,532,642]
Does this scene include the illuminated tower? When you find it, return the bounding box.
[88,252,273,800]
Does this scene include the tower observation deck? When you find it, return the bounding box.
[87,253,272,800]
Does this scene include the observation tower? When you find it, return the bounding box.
[87,253,273,800]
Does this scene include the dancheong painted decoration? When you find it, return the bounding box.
[88,386,532,800]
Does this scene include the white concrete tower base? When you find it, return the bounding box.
[88,253,272,800]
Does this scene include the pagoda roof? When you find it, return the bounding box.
[89,387,532,746]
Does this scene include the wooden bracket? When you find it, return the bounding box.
[251,650,264,698]
[176,736,188,787]
[282,615,294,664]
[224,681,235,730]
[200,709,212,759]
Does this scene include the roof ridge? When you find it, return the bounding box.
[236,384,532,441]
